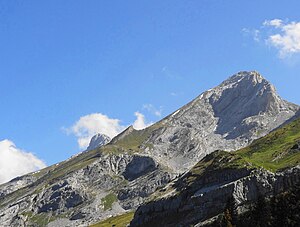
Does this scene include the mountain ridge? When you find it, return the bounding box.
[140,71,298,172]
[0,71,299,226]
[130,117,300,226]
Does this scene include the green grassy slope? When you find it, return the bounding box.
[187,117,300,177]
[90,212,134,227]
[105,122,164,154]
[237,117,300,172]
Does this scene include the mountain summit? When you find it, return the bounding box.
[86,133,111,151]
[0,71,298,226]
[142,71,299,171]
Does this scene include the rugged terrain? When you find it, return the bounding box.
[0,71,299,226]
[130,117,300,226]
[86,134,111,151]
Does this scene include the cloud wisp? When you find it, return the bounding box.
[243,18,300,58]
[143,104,162,117]
[65,112,152,150]
[0,140,46,184]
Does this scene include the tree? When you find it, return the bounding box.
[222,196,237,227]
[251,194,271,227]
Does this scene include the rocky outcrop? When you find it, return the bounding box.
[36,180,85,213]
[86,133,111,151]
[141,71,299,173]
[130,166,300,227]
[0,152,172,226]
[119,169,173,209]
[123,156,157,181]
[0,175,38,199]
[0,71,299,226]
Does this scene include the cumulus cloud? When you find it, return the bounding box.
[64,113,126,149]
[143,104,162,117]
[65,112,152,149]
[264,19,300,58]
[0,140,46,184]
[245,18,300,58]
[133,112,153,130]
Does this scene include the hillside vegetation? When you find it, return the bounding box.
[237,117,300,172]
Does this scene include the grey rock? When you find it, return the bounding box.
[123,156,157,181]
[36,180,85,213]
[0,71,299,226]
[142,71,299,173]
[86,133,111,151]
[130,166,300,227]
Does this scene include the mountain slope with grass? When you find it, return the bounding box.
[0,71,299,226]
[130,117,300,227]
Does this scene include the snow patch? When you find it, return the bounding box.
[171,110,180,117]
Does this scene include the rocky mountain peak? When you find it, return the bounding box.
[111,125,135,144]
[145,71,299,172]
[222,71,264,86]
[207,71,283,115]
[0,71,299,227]
[86,133,111,151]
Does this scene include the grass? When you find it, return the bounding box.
[30,214,55,226]
[180,117,300,187]
[101,193,117,211]
[237,117,300,172]
[22,211,55,226]
[90,212,134,227]
[102,122,163,155]
[113,128,152,151]
[187,117,300,176]
[184,150,251,186]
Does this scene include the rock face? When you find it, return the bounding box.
[130,154,300,227]
[0,71,299,226]
[142,71,299,173]
[86,133,111,151]
[131,167,300,227]
[123,156,157,181]
[0,151,172,226]
[36,180,85,213]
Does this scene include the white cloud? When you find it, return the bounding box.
[267,20,300,58]
[0,140,46,184]
[246,18,300,58]
[263,19,283,28]
[133,112,153,130]
[65,112,153,149]
[143,104,162,117]
[64,113,126,149]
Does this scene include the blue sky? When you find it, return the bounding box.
[0,0,300,182]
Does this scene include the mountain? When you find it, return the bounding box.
[86,133,111,151]
[0,71,299,227]
[142,71,298,172]
[130,117,300,226]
